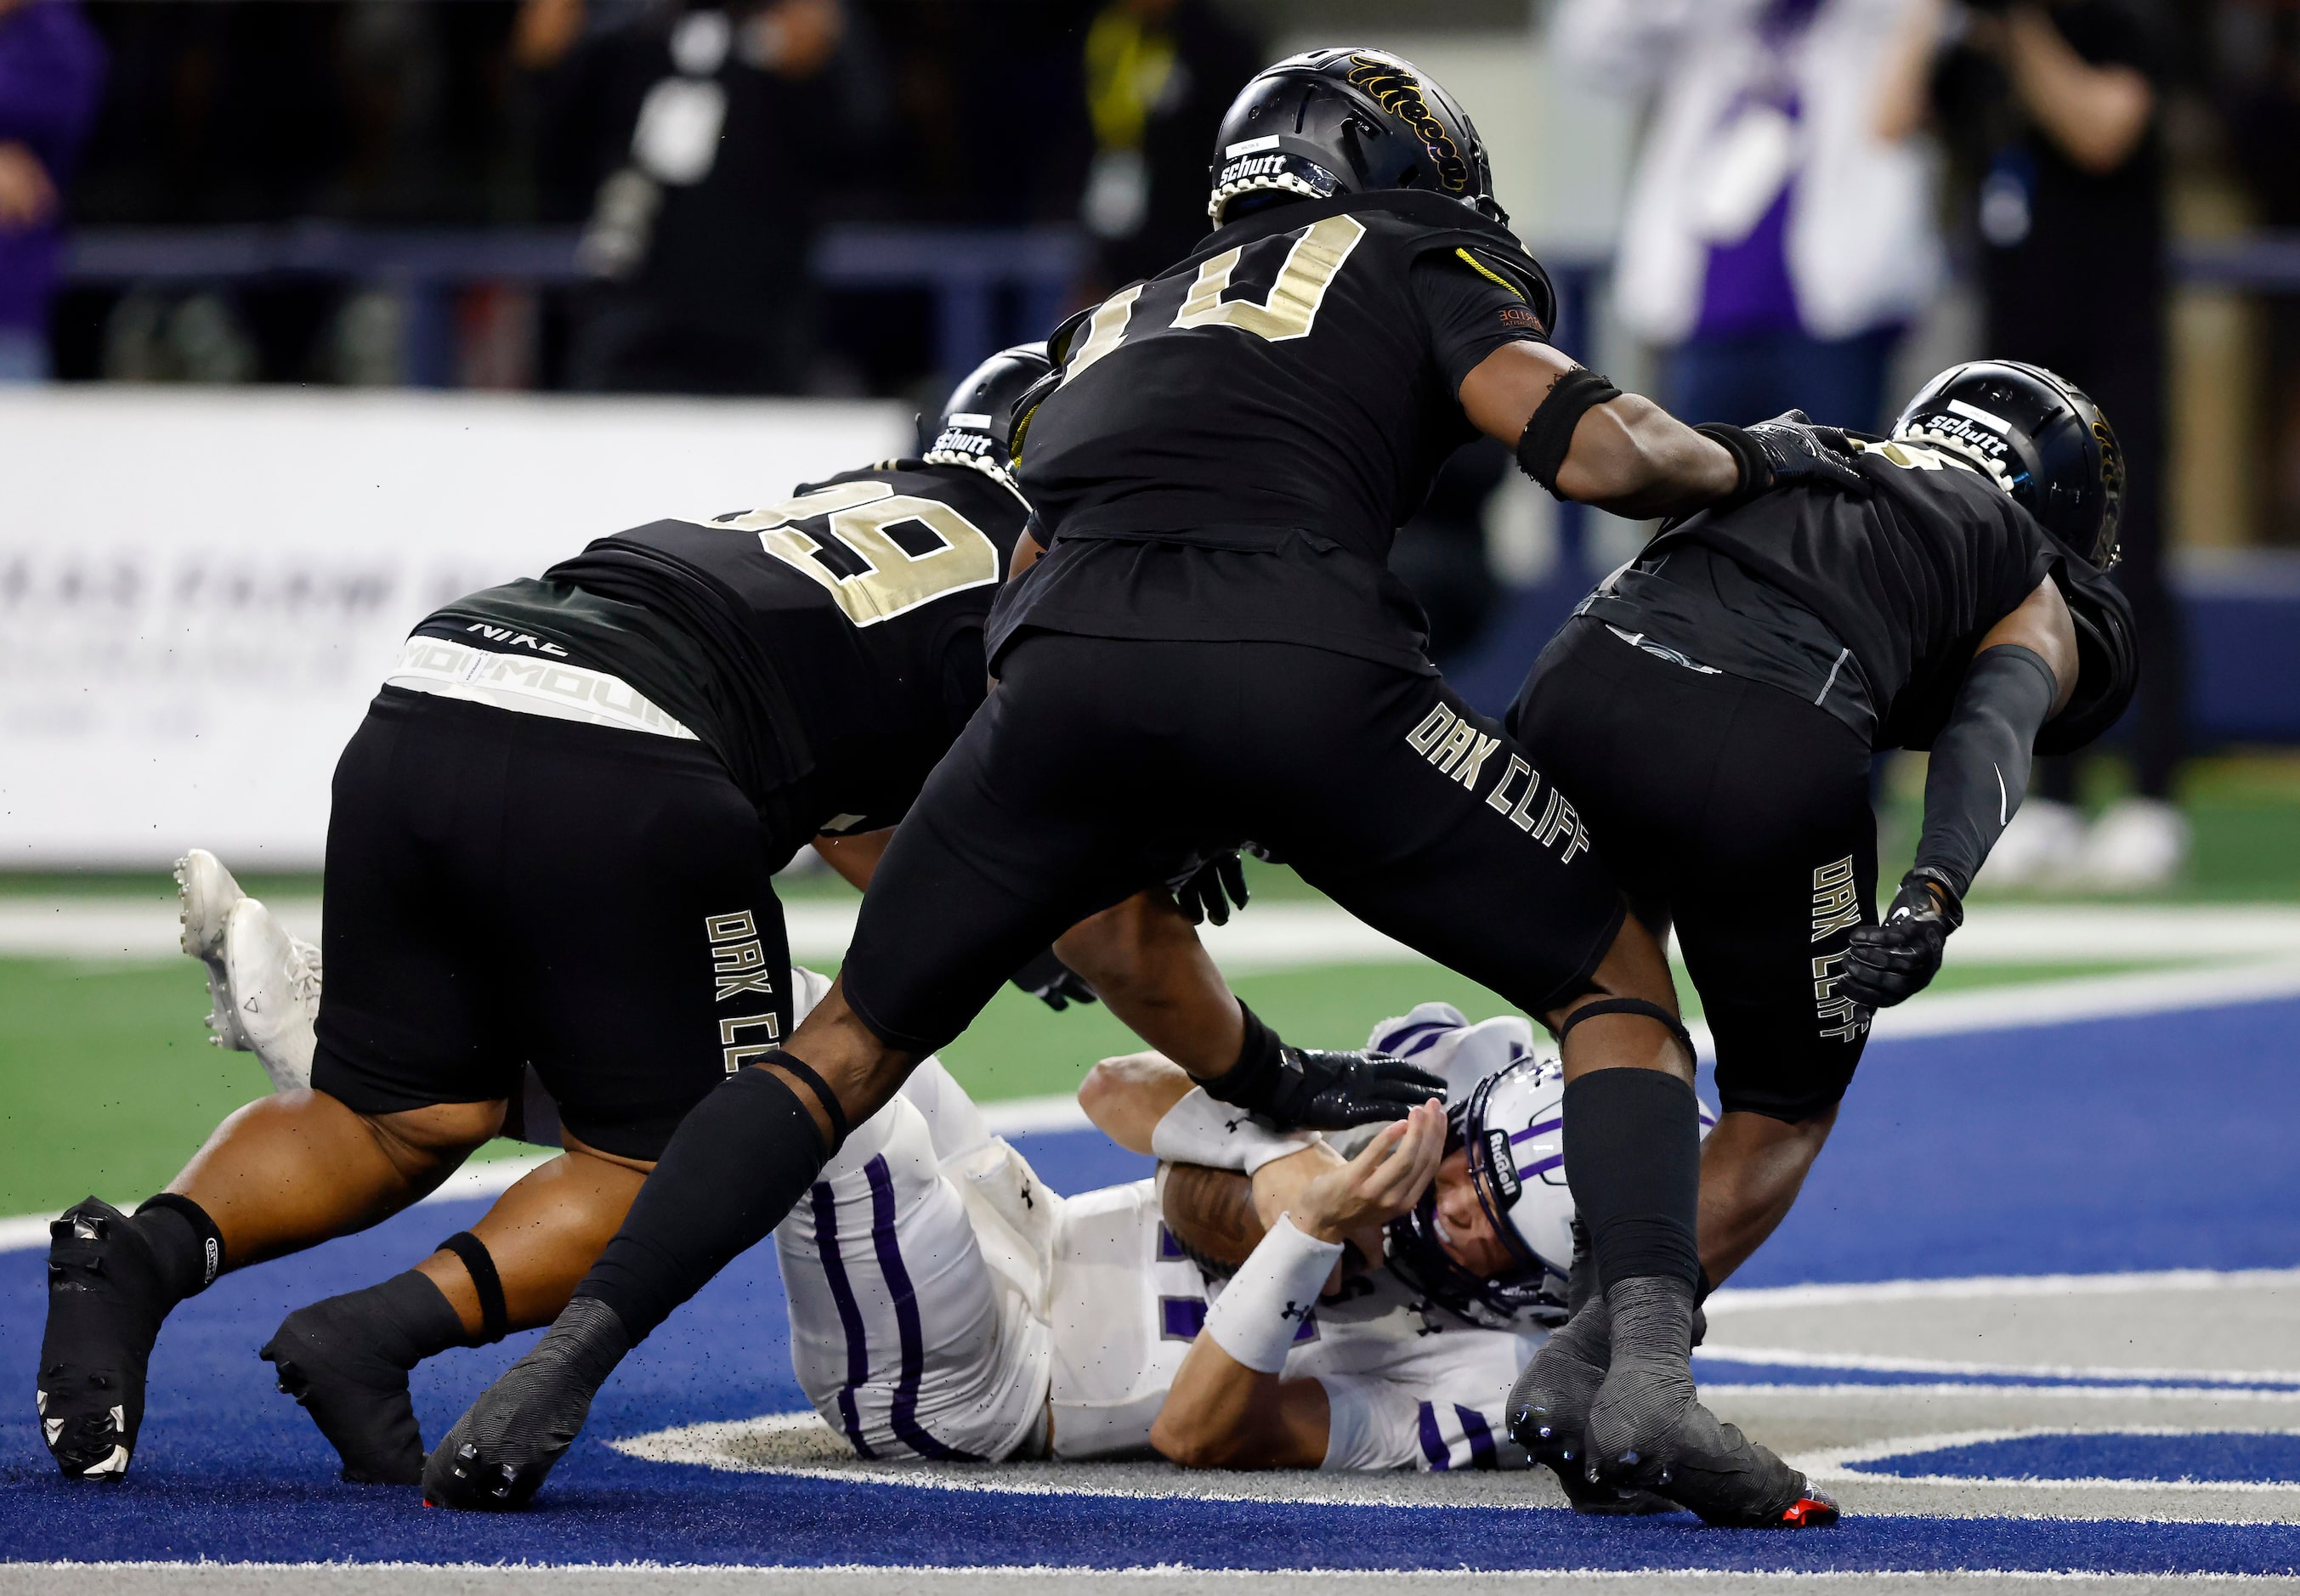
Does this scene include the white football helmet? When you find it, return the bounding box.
[1371,1004,1717,1328]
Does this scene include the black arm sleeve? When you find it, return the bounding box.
[1913,643,2061,898]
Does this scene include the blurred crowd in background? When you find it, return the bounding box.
[7,0,2300,887]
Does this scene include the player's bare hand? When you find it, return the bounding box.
[1290,1099,1447,1244]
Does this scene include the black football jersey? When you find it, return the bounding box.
[1000,190,1554,673]
[419,460,1030,829]
[1591,439,2083,750]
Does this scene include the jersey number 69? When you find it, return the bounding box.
[725,479,1002,627]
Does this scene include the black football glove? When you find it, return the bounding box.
[1009,946,1098,1012]
[1839,869,1963,1010]
[1699,410,1869,507]
[1209,1046,1447,1132]
[1169,852,1250,927]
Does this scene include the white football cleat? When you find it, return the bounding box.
[176,849,251,1051]
[1977,798,2086,891]
[222,897,322,1092]
[2078,797,2190,892]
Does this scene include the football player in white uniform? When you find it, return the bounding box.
[767,987,1651,1474]
[190,892,1628,1476]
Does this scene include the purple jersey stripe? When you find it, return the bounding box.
[1379,1021,1456,1059]
[1416,1401,1453,1471]
[864,1155,983,1463]
[808,1180,877,1461]
[1456,1404,1498,1469]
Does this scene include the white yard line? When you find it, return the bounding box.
[13,897,2300,971]
[0,1093,1090,1251]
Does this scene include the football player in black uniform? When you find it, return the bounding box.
[36,348,1113,1487]
[1504,361,2138,1508]
[430,49,1857,1528]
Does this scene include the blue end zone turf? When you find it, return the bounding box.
[4,996,2299,1572]
[1850,1433,2300,1485]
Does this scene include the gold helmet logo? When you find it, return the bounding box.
[1345,54,1470,194]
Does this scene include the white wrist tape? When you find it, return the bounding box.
[1202,1214,1342,1374]
[1151,1087,1318,1174]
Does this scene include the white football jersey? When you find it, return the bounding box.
[773,971,1538,1471]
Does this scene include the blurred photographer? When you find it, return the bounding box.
[525,0,885,395]
[0,0,103,383]
[1934,0,2188,887]
[1555,0,1947,433]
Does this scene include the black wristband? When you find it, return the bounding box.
[136,1191,224,1293]
[1694,422,1764,510]
[759,1047,849,1151]
[437,1230,509,1345]
[1515,367,1622,497]
[1198,1001,1284,1112]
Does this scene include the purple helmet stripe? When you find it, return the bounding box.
[1510,1115,1563,1146]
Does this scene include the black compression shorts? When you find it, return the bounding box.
[309,688,796,1161]
[1510,617,1878,1122]
[840,631,1627,1056]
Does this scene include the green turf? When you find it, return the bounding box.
[0,951,2179,1219]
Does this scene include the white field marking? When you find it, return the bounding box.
[0,1095,1082,1252]
[1706,1383,2300,1404]
[1794,1423,2300,1494]
[1697,1345,2300,1389]
[1708,1266,2300,1314]
[0,896,325,960]
[17,898,2300,971]
[612,1412,1554,1509]
[20,1566,2297,1585]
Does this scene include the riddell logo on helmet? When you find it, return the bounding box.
[1345,55,1470,193]
[1484,1129,1521,1203]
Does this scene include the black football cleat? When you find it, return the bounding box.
[262,1298,427,1486]
[1509,1299,1674,1516]
[1584,1358,1836,1529]
[422,1297,630,1511]
[38,1198,172,1481]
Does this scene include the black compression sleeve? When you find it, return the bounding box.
[1515,368,1621,498]
[573,1066,830,1343]
[1561,1067,1702,1293]
[1915,643,2061,899]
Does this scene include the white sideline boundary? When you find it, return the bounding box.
[0,1093,1090,1253]
[13,899,2300,970]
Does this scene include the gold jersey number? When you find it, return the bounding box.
[714,479,1001,627]
[1067,213,1369,382]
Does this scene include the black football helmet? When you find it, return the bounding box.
[921,342,1053,474]
[1206,48,1504,229]
[1891,360,2124,570]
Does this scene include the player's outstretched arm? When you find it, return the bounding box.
[1842,577,2080,1009]
[1078,1050,1198,1154]
[1150,1106,1444,1470]
[1460,343,1865,521]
